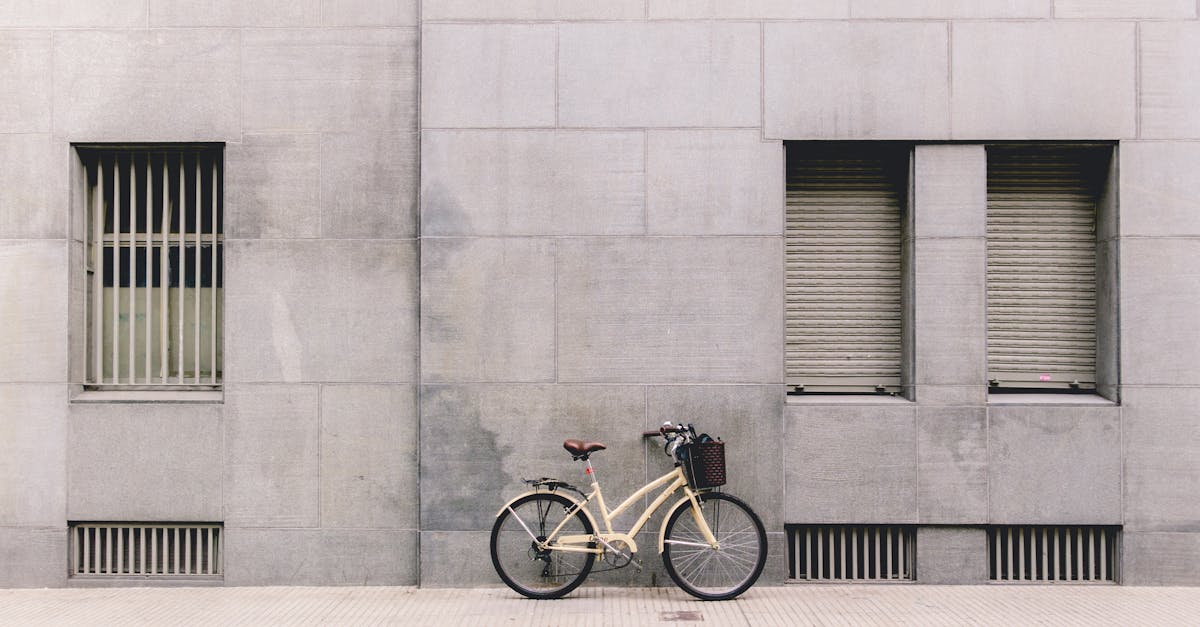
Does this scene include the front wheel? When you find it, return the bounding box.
[662,492,767,600]
[490,493,595,599]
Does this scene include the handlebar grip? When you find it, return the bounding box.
[642,430,662,438]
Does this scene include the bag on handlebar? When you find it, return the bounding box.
[679,435,726,490]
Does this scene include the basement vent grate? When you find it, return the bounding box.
[989,526,1118,583]
[70,523,223,577]
[787,525,915,581]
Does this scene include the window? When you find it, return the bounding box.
[986,146,1112,391]
[785,144,909,394]
[79,145,224,389]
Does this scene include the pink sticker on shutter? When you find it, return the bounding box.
[1039,374,1052,382]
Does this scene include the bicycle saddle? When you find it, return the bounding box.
[563,439,606,459]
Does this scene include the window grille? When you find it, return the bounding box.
[70,523,223,578]
[989,526,1118,583]
[787,525,915,581]
[79,145,223,388]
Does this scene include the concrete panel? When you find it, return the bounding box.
[0,527,67,588]
[225,528,417,585]
[67,403,222,521]
[224,385,319,528]
[424,0,643,20]
[150,0,319,26]
[952,22,1136,139]
[52,30,240,141]
[917,385,987,406]
[988,405,1121,524]
[1121,239,1200,385]
[0,241,67,382]
[918,407,987,524]
[783,404,918,523]
[559,23,760,128]
[913,145,986,239]
[224,240,418,383]
[242,28,417,133]
[1123,387,1200,532]
[1122,532,1200,585]
[1056,0,1195,17]
[646,386,785,529]
[1121,142,1200,237]
[321,131,418,239]
[0,0,144,27]
[0,134,65,238]
[1142,23,1200,139]
[649,0,848,18]
[320,385,418,529]
[914,239,986,388]
[646,131,783,236]
[420,531,495,586]
[851,0,1048,17]
[916,527,988,584]
[421,130,644,236]
[421,25,556,128]
[765,22,949,140]
[318,0,417,26]
[0,32,51,133]
[421,239,555,383]
[557,238,783,383]
[225,134,321,239]
[420,385,646,532]
[0,385,66,526]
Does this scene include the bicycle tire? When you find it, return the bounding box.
[662,492,767,600]
[490,492,596,599]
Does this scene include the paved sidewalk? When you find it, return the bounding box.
[1,584,1198,626]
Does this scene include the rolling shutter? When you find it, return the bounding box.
[986,147,1105,388]
[786,147,906,393]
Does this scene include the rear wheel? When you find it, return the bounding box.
[490,493,595,599]
[662,492,767,600]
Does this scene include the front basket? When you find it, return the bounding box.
[681,440,726,490]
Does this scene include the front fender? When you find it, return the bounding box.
[496,490,600,534]
[657,490,705,554]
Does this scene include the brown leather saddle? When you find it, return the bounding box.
[563,439,606,460]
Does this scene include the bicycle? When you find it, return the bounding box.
[489,422,767,601]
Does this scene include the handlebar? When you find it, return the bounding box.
[643,422,698,458]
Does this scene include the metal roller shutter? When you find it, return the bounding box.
[786,147,906,393]
[986,147,1106,389]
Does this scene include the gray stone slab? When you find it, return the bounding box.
[421,130,644,236]
[1121,238,1200,385]
[783,404,918,524]
[765,22,949,140]
[421,24,556,128]
[224,240,418,383]
[320,385,418,529]
[1120,142,1200,237]
[318,0,417,26]
[918,407,987,524]
[913,145,986,239]
[916,527,988,584]
[559,22,760,128]
[0,241,67,382]
[1122,386,1200,532]
[0,527,67,588]
[420,531,495,586]
[556,238,783,384]
[1,0,145,27]
[850,0,1048,17]
[649,0,848,18]
[67,403,222,521]
[646,131,783,236]
[1056,0,1195,18]
[424,0,643,20]
[224,385,320,528]
[0,134,65,238]
[914,238,986,387]
[150,0,320,25]
[916,385,988,406]
[242,28,415,81]
[225,134,321,239]
[321,131,418,239]
[420,385,646,532]
[0,385,66,526]
[1142,23,1200,138]
[224,528,417,585]
[52,30,240,141]
[951,22,1136,139]
[420,239,555,383]
[1122,532,1200,585]
[0,32,51,133]
[987,405,1122,524]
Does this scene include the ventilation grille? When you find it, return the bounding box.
[787,525,915,581]
[989,526,1118,583]
[70,523,223,577]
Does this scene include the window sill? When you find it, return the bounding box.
[786,395,912,406]
[71,390,223,404]
[987,393,1115,406]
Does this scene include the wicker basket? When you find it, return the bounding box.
[681,440,726,490]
